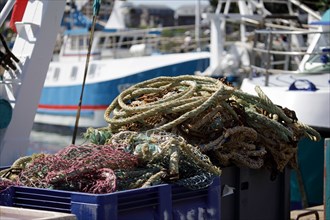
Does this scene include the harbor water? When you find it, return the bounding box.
[28,127,86,156]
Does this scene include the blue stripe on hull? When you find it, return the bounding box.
[39,58,210,111]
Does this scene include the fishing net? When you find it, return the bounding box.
[0,178,18,193]
[16,144,138,193]
[108,130,221,189]
[1,130,220,192]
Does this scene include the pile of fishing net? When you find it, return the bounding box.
[89,75,320,173]
[0,145,137,193]
[0,130,220,193]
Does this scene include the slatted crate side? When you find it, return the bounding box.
[13,186,72,213]
[0,176,221,220]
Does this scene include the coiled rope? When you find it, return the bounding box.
[102,75,320,172]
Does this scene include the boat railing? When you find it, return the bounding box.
[249,28,330,86]
[118,25,210,54]
[59,24,211,59]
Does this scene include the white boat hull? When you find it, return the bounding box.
[240,73,330,129]
[34,52,210,130]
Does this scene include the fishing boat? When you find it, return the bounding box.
[240,8,330,208]
[240,9,330,131]
[30,0,209,133]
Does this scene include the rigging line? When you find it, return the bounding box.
[72,7,99,145]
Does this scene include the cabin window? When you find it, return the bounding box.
[70,36,83,50]
[104,37,113,49]
[79,37,84,47]
[89,64,97,78]
[264,3,289,14]
[98,37,105,46]
[80,37,89,50]
[71,36,88,50]
[136,36,143,44]
[99,36,114,50]
[115,36,120,48]
[70,36,78,50]
[53,68,60,81]
[121,37,134,49]
[71,66,78,80]
[219,2,239,14]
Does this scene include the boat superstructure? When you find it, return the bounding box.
[240,9,330,131]
[199,0,321,81]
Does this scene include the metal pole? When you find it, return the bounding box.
[265,31,273,86]
[72,0,100,144]
[71,15,97,145]
[195,0,201,51]
[0,0,16,26]
[289,0,321,21]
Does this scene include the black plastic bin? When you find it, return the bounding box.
[221,166,290,220]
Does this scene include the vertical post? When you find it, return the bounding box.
[208,15,224,73]
[284,33,291,71]
[72,1,99,144]
[265,31,273,86]
[249,31,258,79]
[325,138,330,220]
[195,0,201,51]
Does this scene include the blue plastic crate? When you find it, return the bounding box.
[0,176,221,220]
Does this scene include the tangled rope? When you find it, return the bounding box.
[104,75,233,133]
[101,75,320,172]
